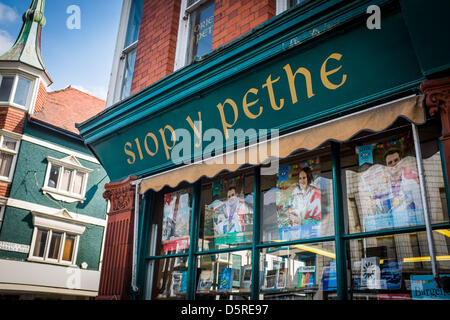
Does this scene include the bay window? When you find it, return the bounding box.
[0,73,34,109]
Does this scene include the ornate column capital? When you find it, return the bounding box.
[421,76,450,116]
[421,76,450,138]
[103,176,138,216]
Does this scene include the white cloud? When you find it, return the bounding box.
[0,30,13,55]
[0,3,19,24]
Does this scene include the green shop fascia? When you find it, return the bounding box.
[78,0,450,300]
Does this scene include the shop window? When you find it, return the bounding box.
[198,170,254,252]
[343,120,449,234]
[0,133,20,182]
[347,229,450,300]
[147,256,189,300]
[261,149,334,243]
[151,186,193,257]
[260,242,336,300]
[196,250,252,299]
[0,74,34,108]
[174,0,215,70]
[42,156,92,203]
[30,228,79,265]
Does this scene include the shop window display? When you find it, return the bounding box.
[196,250,252,299]
[260,242,336,300]
[149,256,189,300]
[261,151,334,243]
[348,230,450,300]
[198,172,254,251]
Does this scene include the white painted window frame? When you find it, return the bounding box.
[0,131,21,183]
[42,156,93,203]
[106,0,142,107]
[174,0,212,71]
[0,72,37,111]
[0,205,5,230]
[28,227,80,266]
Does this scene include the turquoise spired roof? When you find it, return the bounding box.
[0,0,46,71]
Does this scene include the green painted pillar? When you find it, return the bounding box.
[331,142,348,300]
[251,166,261,300]
[186,181,201,300]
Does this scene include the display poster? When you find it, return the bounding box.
[411,275,450,300]
[241,265,252,289]
[360,257,381,289]
[197,269,213,292]
[276,158,322,241]
[295,266,316,288]
[207,176,253,246]
[162,190,191,253]
[218,268,234,291]
[380,260,402,290]
[170,271,187,296]
[321,261,337,291]
[356,135,424,232]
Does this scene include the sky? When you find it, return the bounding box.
[0,0,123,100]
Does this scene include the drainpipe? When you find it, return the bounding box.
[131,179,142,296]
[411,123,440,287]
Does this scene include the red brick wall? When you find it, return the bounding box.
[130,0,181,95]
[0,107,26,134]
[0,182,11,198]
[130,0,275,93]
[33,81,47,113]
[213,0,275,50]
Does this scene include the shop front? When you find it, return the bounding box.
[78,0,450,300]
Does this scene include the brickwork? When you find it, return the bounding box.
[130,0,181,95]
[130,0,275,93]
[33,81,47,114]
[0,107,26,134]
[0,181,11,198]
[212,0,275,50]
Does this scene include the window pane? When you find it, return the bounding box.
[149,256,188,300]
[2,137,17,151]
[0,76,14,102]
[188,1,215,61]
[262,151,334,243]
[47,164,60,188]
[13,76,31,106]
[198,172,253,252]
[196,250,252,300]
[348,230,450,300]
[155,187,193,256]
[62,234,75,261]
[73,172,85,195]
[260,242,336,300]
[120,49,137,100]
[33,229,48,257]
[343,125,425,233]
[48,232,62,259]
[61,168,73,192]
[124,0,144,48]
[0,152,13,177]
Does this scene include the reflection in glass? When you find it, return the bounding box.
[198,173,253,252]
[345,130,425,233]
[260,242,336,300]
[0,76,14,102]
[33,229,48,258]
[348,230,450,300]
[262,154,334,243]
[160,188,192,255]
[196,250,252,300]
[13,76,31,106]
[151,256,188,300]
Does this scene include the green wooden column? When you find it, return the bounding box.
[186,181,201,300]
[331,142,348,300]
[136,190,154,299]
[251,166,261,300]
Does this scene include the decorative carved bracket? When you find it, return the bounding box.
[421,76,450,138]
[103,176,138,216]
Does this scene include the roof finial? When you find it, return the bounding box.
[0,0,46,71]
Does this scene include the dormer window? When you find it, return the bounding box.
[42,155,93,203]
[0,74,34,108]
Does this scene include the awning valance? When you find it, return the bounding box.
[139,95,425,194]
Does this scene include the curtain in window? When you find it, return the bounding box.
[0,152,13,177]
[62,235,75,261]
[33,229,48,258]
[61,169,73,192]
[73,172,84,195]
[48,232,62,259]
